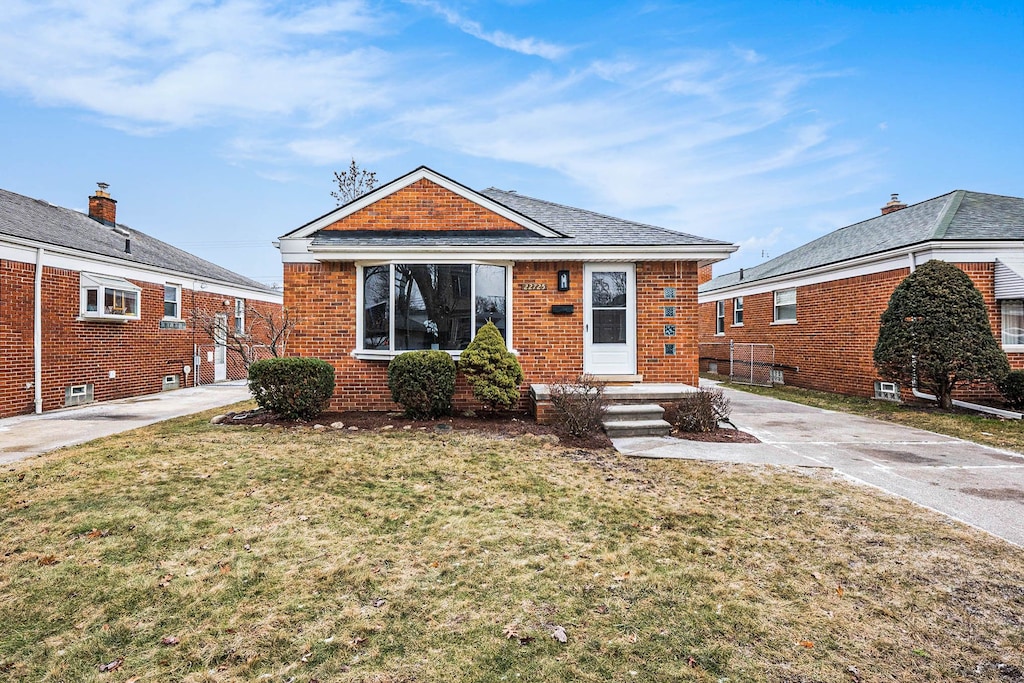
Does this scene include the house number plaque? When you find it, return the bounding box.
[521,282,547,291]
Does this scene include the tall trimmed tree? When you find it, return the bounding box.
[873,260,1009,408]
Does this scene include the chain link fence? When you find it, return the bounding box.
[699,341,776,387]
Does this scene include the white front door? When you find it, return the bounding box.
[583,263,636,376]
[214,313,228,382]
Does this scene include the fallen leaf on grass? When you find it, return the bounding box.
[799,641,814,648]
[37,555,58,566]
[219,563,231,574]
[160,636,179,646]
[836,585,844,597]
[550,625,568,643]
[98,658,123,672]
[86,529,103,539]
[158,574,174,587]
[349,636,366,649]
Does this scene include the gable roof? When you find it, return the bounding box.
[700,190,1024,294]
[283,166,735,260]
[0,187,275,292]
[284,166,565,239]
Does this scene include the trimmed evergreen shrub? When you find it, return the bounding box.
[674,388,731,433]
[998,370,1024,410]
[874,260,1010,409]
[388,350,456,418]
[248,357,335,420]
[458,321,524,411]
[549,375,608,437]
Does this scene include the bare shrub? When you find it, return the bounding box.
[549,375,608,437]
[675,388,731,433]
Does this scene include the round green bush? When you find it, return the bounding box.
[248,357,335,420]
[387,350,456,418]
[458,321,524,410]
[998,369,1024,410]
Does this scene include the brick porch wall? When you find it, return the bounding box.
[0,259,281,418]
[284,260,700,413]
[697,261,1022,401]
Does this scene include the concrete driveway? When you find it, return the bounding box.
[613,381,1024,547]
[0,381,252,465]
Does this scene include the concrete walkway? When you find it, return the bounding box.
[613,381,1024,547]
[0,382,252,465]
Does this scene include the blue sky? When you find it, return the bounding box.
[1,0,1021,286]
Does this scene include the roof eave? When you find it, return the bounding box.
[301,242,738,262]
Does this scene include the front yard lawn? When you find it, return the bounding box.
[1,411,1021,681]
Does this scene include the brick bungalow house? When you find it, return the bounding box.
[0,183,283,418]
[277,166,737,418]
[697,190,1024,401]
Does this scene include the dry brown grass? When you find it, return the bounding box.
[1,410,1021,682]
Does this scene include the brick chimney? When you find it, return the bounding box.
[880,192,907,215]
[88,182,117,226]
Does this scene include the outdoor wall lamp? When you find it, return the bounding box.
[557,270,570,291]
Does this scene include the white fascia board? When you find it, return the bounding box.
[282,167,563,239]
[0,235,282,304]
[299,244,738,264]
[697,240,1024,304]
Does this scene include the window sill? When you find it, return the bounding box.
[79,313,136,323]
[715,332,725,337]
[770,319,798,326]
[1003,344,1024,353]
[352,348,518,361]
[731,323,744,328]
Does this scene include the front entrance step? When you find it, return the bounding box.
[602,403,672,438]
[530,383,696,425]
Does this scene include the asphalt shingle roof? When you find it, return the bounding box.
[309,187,731,249]
[700,190,1024,293]
[0,187,273,291]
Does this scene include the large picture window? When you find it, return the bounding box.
[362,263,509,352]
[1003,299,1024,346]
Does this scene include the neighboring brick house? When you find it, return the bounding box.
[0,184,283,418]
[277,166,737,416]
[697,191,1024,401]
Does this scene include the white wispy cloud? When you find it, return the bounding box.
[404,0,570,59]
[0,0,389,129]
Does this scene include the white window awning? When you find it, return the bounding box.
[995,257,1024,300]
[80,272,141,292]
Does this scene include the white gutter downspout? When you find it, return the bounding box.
[911,356,1022,420]
[34,247,43,414]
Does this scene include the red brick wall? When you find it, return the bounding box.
[321,179,528,233]
[0,259,281,418]
[698,261,1022,401]
[285,260,701,413]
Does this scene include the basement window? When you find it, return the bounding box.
[874,381,901,402]
[65,383,94,407]
[80,273,141,321]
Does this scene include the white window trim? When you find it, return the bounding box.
[79,272,142,321]
[234,298,246,335]
[773,288,797,323]
[715,300,725,336]
[1000,299,1023,349]
[163,283,183,321]
[733,297,744,326]
[353,260,515,360]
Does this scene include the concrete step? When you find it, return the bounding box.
[603,418,673,438]
[604,403,665,422]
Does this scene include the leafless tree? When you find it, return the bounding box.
[332,159,379,205]
[195,306,300,369]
